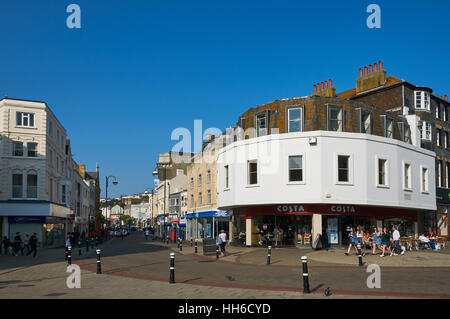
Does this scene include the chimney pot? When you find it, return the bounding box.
[369,64,373,74]
[314,84,317,92]
[364,66,368,76]
[325,81,328,89]
[329,79,333,87]
[445,94,448,101]
[374,62,378,72]
[379,61,383,70]
[359,68,363,77]
[321,82,324,91]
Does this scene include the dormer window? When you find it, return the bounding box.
[16,112,35,127]
[415,91,430,110]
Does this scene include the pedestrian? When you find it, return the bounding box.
[23,234,31,254]
[13,232,23,256]
[391,225,404,256]
[345,227,358,256]
[372,227,382,255]
[218,229,227,257]
[145,228,149,241]
[380,227,392,257]
[27,233,38,258]
[2,236,10,255]
[355,226,366,256]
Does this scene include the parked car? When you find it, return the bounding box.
[114,230,122,237]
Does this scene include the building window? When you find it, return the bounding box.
[385,118,394,138]
[415,91,430,110]
[12,174,23,198]
[207,190,211,204]
[198,174,202,188]
[16,112,35,127]
[13,141,23,156]
[239,118,246,129]
[198,192,202,206]
[190,177,194,190]
[288,107,302,132]
[27,142,38,157]
[27,174,38,199]
[225,165,229,188]
[436,104,441,119]
[256,113,267,137]
[445,106,448,122]
[62,185,66,203]
[404,127,411,144]
[446,132,449,148]
[49,121,53,137]
[190,194,194,208]
[207,170,211,184]
[378,159,388,186]
[447,162,450,188]
[419,121,432,141]
[288,155,303,182]
[361,113,371,134]
[422,167,429,193]
[437,129,442,147]
[404,163,412,190]
[248,161,258,185]
[438,161,442,188]
[338,155,350,182]
[328,106,343,132]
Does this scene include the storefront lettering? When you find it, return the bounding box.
[277,205,305,213]
[331,205,356,213]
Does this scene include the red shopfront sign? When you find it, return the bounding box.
[233,204,419,220]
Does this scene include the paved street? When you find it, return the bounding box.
[1,231,449,299]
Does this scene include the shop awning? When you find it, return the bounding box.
[185,210,230,219]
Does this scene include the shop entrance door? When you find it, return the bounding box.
[341,215,355,245]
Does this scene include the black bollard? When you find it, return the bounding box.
[301,256,310,293]
[357,243,363,266]
[96,249,102,274]
[68,246,72,266]
[65,246,68,261]
[190,238,193,247]
[194,240,198,254]
[78,241,82,256]
[95,237,98,247]
[216,244,219,260]
[179,238,183,252]
[91,238,94,249]
[169,253,175,284]
[86,238,89,252]
[267,245,272,265]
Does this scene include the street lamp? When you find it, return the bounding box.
[105,175,118,238]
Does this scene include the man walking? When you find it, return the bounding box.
[2,236,10,255]
[391,225,404,256]
[23,234,31,254]
[13,232,23,256]
[27,233,38,258]
[144,228,149,241]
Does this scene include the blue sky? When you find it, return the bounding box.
[0,0,449,198]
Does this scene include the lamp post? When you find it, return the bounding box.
[105,175,118,239]
[144,187,156,231]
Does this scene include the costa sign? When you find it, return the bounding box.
[277,205,305,213]
[330,205,356,213]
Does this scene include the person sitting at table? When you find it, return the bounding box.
[419,233,436,250]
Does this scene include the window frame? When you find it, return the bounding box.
[13,141,24,157]
[415,91,431,111]
[385,117,394,139]
[247,160,259,186]
[12,173,23,199]
[327,105,344,132]
[224,165,230,190]
[287,106,303,133]
[403,161,412,191]
[287,155,305,184]
[376,157,390,188]
[421,166,429,194]
[26,173,38,199]
[16,112,35,128]
[255,111,269,137]
[335,153,354,185]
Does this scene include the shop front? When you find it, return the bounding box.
[232,204,421,248]
[185,210,230,240]
[7,216,67,246]
[436,188,449,238]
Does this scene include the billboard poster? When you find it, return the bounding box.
[328,218,339,244]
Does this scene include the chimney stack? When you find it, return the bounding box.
[445,95,448,101]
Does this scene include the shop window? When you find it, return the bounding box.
[421,167,429,193]
[12,174,23,198]
[288,107,302,132]
[377,158,388,187]
[327,106,343,132]
[403,163,412,190]
[27,174,38,199]
[337,155,350,182]
[13,141,23,156]
[224,165,229,188]
[248,161,258,185]
[16,112,35,127]
[288,155,303,182]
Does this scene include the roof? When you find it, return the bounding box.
[337,76,403,99]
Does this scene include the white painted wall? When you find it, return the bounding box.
[217,131,436,211]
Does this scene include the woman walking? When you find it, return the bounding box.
[218,230,227,257]
[345,227,358,256]
[372,227,382,255]
[356,226,366,257]
[380,227,392,257]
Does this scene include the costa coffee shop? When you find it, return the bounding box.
[231,204,422,248]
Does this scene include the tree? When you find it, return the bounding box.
[120,215,137,226]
